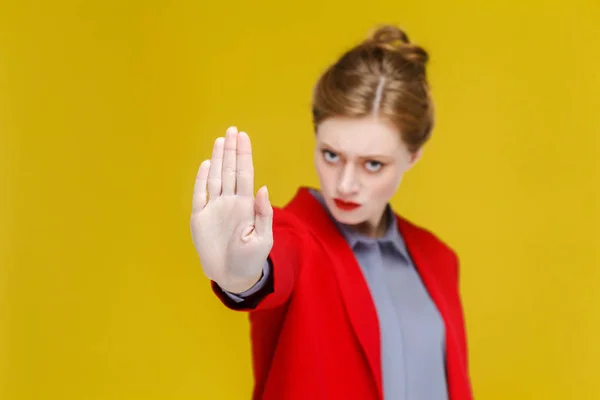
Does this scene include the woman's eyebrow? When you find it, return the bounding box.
[318,142,393,160]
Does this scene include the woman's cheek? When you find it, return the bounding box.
[374,170,403,200]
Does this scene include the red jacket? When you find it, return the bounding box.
[212,187,473,400]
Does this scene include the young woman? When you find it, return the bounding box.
[191,25,473,400]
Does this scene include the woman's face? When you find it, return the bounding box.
[314,116,421,236]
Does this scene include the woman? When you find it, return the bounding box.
[191,25,473,400]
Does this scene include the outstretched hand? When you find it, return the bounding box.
[191,126,273,294]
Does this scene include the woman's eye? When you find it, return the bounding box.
[323,150,339,163]
[365,160,383,172]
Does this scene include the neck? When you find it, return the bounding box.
[347,207,389,238]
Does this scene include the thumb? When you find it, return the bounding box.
[254,186,273,239]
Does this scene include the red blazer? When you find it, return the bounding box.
[212,187,473,400]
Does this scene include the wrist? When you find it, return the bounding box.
[219,270,264,294]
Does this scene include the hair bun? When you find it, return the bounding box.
[365,25,429,69]
[368,25,410,48]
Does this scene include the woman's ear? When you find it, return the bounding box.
[407,148,423,169]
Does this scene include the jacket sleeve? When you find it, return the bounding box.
[211,206,310,311]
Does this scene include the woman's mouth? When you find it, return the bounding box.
[333,198,361,211]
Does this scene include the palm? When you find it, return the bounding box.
[191,127,273,293]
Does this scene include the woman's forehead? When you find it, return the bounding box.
[316,117,404,157]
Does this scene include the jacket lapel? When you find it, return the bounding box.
[286,187,383,399]
[397,217,471,400]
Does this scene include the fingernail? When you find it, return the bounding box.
[265,186,269,200]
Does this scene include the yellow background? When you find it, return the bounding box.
[1,0,599,399]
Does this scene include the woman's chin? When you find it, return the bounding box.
[329,208,366,226]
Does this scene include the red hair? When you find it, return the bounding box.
[312,25,434,153]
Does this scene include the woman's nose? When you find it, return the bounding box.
[337,165,359,196]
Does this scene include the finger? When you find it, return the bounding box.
[207,137,225,200]
[221,126,238,196]
[192,160,210,212]
[254,186,273,239]
[236,131,254,197]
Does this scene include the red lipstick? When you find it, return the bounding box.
[333,198,361,211]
